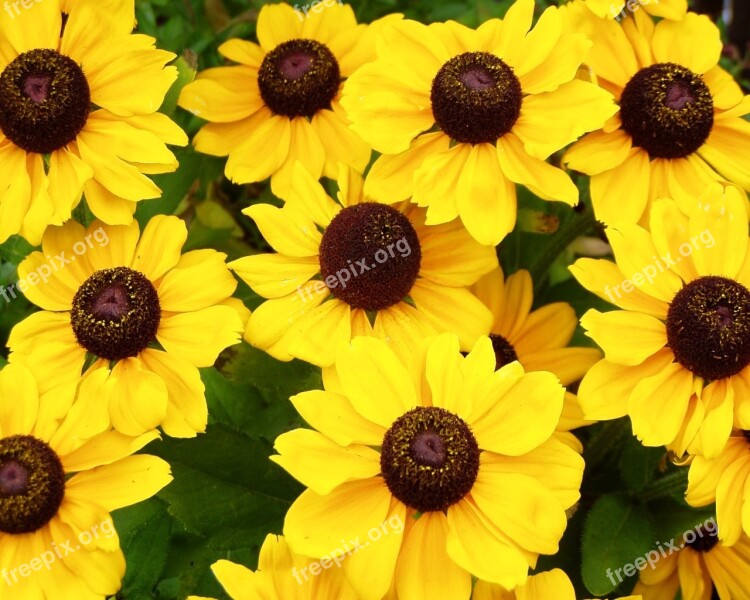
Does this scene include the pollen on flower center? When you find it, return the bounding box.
[619,62,714,159]
[71,266,161,361]
[489,333,519,370]
[0,435,65,534]
[666,276,750,381]
[0,49,91,154]
[430,51,522,144]
[258,39,340,118]
[380,406,480,512]
[318,203,422,311]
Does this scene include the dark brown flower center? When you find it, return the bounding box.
[71,267,161,361]
[431,51,522,144]
[489,333,519,370]
[0,49,90,154]
[318,203,421,311]
[619,62,713,159]
[0,436,65,534]
[258,39,340,118]
[685,523,719,553]
[666,276,750,381]
[380,406,480,512]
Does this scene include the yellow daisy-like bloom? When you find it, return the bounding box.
[563,5,750,226]
[229,163,497,367]
[632,525,750,599]
[473,266,601,442]
[177,2,398,198]
[340,0,617,246]
[0,0,187,245]
[473,568,641,599]
[186,534,357,600]
[7,216,246,438]
[583,0,686,20]
[687,430,750,546]
[570,185,750,458]
[272,333,584,599]
[0,362,172,599]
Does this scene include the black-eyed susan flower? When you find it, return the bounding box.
[0,0,186,245]
[473,266,600,450]
[339,0,617,246]
[563,5,750,226]
[186,534,357,600]
[8,217,246,438]
[473,568,641,599]
[632,524,750,599]
[178,2,398,198]
[687,430,750,546]
[272,334,584,599]
[583,0,686,20]
[229,163,497,367]
[570,185,750,458]
[0,362,172,599]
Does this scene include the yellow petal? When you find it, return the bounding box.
[651,13,721,75]
[580,309,666,366]
[271,429,381,495]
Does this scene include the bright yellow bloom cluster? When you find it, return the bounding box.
[2,0,750,598]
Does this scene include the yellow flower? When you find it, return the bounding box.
[340,0,617,246]
[473,266,601,448]
[272,333,584,600]
[633,525,750,599]
[473,568,642,599]
[0,362,172,598]
[583,0,686,20]
[7,216,246,438]
[687,430,750,546]
[570,185,750,458]
[0,0,186,245]
[186,534,357,600]
[563,4,750,226]
[178,2,398,198]
[230,163,497,367]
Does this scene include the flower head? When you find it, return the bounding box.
[272,333,584,599]
[0,0,187,244]
[8,216,246,438]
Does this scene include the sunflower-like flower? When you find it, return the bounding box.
[687,430,750,546]
[186,534,357,600]
[632,524,750,599]
[570,185,750,458]
[0,362,172,599]
[8,216,246,438]
[473,266,601,448]
[473,568,641,599]
[272,334,584,599]
[339,0,617,246]
[178,2,398,197]
[0,0,187,244]
[583,0,686,20]
[229,163,497,367]
[563,5,750,226]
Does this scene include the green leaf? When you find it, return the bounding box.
[160,53,198,117]
[618,437,666,492]
[581,493,654,595]
[146,425,302,549]
[115,499,173,596]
